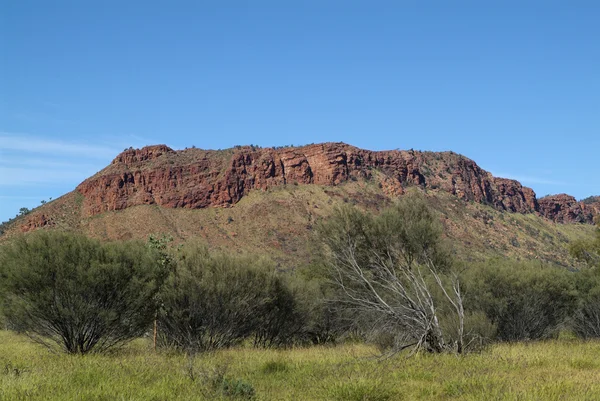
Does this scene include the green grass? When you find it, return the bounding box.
[2,331,600,400]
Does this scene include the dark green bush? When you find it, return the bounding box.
[279,267,352,345]
[571,267,600,338]
[0,232,167,354]
[573,293,600,338]
[157,243,305,351]
[464,259,577,341]
[220,378,256,399]
[252,275,306,348]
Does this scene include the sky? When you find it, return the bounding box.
[1,0,598,222]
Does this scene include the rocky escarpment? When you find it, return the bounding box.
[538,194,598,224]
[75,143,598,224]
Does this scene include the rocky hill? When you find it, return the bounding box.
[2,142,598,268]
[75,142,597,224]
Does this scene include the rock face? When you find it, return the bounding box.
[75,142,598,224]
[581,197,600,224]
[21,213,54,232]
[538,194,597,224]
[113,144,173,164]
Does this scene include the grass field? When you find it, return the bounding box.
[2,331,600,400]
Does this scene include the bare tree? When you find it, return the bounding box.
[316,194,466,354]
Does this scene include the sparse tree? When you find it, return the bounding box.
[570,218,600,268]
[147,233,177,351]
[316,194,466,354]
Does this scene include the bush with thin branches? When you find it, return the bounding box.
[315,194,469,354]
[0,232,167,354]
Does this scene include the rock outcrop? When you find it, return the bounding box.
[113,144,174,164]
[581,197,600,224]
[538,194,597,224]
[491,178,539,214]
[75,142,598,224]
[21,213,54,232]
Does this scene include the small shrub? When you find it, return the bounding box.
[196,362,255,400]
[464,260,577,342]
[220,378,256,399]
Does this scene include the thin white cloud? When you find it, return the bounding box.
[0,155,100,170]
[0,132,130,220]
[493,172,567,186]
[0,167,98,186]
[0,132,120,159]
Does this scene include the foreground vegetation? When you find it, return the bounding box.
[1,195,599,355]
[1,194,599,399]
[2,331,600,401]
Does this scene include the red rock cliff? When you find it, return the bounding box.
[538,194,597,224]
[75,142,597,223]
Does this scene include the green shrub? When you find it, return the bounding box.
[0,232,167,354]
[220,378,256,399]
[571,268,600,338]
[252,273,306,348]
[464,259,577,341]
[157,243,305,351]
[194,362,256,399]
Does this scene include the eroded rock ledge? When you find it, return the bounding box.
[75,143,598,224]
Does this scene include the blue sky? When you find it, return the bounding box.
[1,1,598,222]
